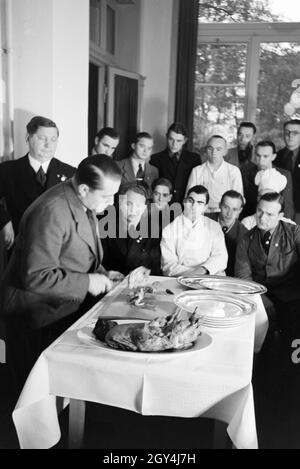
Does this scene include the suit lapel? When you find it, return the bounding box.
[46,158,65,188]
[16,155,42,199]
[63,180,98,258]
[123,158,136,182]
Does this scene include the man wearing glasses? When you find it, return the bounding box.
[275,119,300,224]
[160,185,227,277]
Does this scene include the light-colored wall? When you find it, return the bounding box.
[139,0,178,152]
[10,0,89,167]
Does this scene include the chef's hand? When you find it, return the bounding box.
[88,273,113,296]
[128,266,151,289]
[107,270,125,282]
[1,221,15,250]
[184,266,209,277]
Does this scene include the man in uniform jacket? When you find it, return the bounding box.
[0,116,75,249]
[1,155,122,391]
[150,123,201,204]
[274,119,300,223]
[235,191,300,335]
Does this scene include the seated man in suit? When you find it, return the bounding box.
[235,191,300,337]
[186,135,243,213]
[242,140,294,219]
[161,185,228,277]
[102,182,161,276]
[1,155,123,391]
[274,119,300,224]
[117,132,158,191]
[207,190,248,277]
[91,127,120,158]
[0,116,75,250]
[150,122,201,204]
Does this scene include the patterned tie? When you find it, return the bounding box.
[36,166,47,188]
[262,231,272,255]
[136,163,145,181]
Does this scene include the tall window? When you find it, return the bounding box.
[194,0,300,151]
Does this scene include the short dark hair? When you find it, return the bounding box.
[186,185,209,204]
[118,181,150,201]
[255,140,276,154]
[238,122,257,134]
[220,190,245,207]
[151,177,173,193]
[75,154,122,190]
[26,116,59,136]
[95,127,120,141]
[167,123,188,138]
[132,132,153,144]
[258,191,285,213]
[207,134,227,146]
[283,119,300,130]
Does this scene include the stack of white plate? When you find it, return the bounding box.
[174,290,257,328]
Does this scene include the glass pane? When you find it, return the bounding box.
[106,5,116,55]
[194,43,247,151]
[90,0,101,46]
[194,85,245,152]
[198,0,300,23]
[196,44,246,84]
[256,42,300,149]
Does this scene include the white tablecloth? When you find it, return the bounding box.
[12,276,268,449]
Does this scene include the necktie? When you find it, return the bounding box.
[86,209,102,266]
[36,166,47,188]
[286,150,295,172]
[262,231,272,255]
[171,153,179,167]
[136,163,145,181]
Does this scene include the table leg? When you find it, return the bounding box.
[69,399,86,449]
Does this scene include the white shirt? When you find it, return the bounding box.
[160,214,228,277]
[241,214,296,231]
[28,154,51,174]
[186,161,244,212]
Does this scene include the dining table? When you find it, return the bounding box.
[12,275,269,449]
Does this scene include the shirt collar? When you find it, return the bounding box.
[28,154,52,173]
[130,156,146,172]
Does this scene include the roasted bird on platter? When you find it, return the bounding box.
[92,310,202,352]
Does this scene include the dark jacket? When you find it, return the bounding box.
[206,214,248,277]
[0,154,75,234]
[150,149,201,203]
[1,180,101,323]
[242,165,294,220]
[275,147,300,212]
[234,221,300,302]
[102,213,161,276]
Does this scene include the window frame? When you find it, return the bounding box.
[197,22,300,123]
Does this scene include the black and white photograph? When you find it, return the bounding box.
[1,0,300,451]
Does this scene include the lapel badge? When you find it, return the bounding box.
[57,174,67,181]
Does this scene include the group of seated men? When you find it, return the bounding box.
[1,115,300,392]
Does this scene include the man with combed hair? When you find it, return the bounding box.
[0,116,75,249]
[1,155,123,391]
[186,135,243,213]
[161,185,227,277]
[225,121,257,169]
[150,123,201,204]
[235,191,300,336]
[91,127,120,158]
